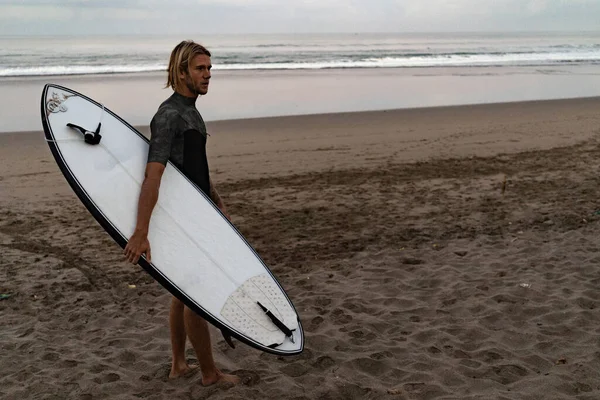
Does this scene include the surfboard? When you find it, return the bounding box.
[40,84,304,355]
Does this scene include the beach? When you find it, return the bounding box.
[2,95,600,399]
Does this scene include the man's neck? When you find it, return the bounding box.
[175,89,198,100]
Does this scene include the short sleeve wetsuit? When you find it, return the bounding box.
[147,92,210,196]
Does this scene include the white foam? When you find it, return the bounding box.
[1,51,598,76]
[0,64,166,77]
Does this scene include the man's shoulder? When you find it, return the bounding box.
[152,102,182,126]
[156,99,181,116]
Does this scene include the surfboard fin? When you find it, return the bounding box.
[220,329,236,349]
[257,301,295,343]
[67,122,102,145]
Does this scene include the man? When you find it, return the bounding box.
[123,40,239,386]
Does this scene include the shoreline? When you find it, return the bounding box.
[2,64,599,84]
[3,65,600,133]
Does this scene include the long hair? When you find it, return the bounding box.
[166,40,212,93]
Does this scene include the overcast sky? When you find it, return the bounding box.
[1,0,599,36]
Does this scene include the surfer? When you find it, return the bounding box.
[123,40,240,386]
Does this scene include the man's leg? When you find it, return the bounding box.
[183,306,240,385]
[169,296,196,378]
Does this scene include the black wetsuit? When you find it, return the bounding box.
[147,92,210,196]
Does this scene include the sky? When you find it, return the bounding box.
[0,0,599,36]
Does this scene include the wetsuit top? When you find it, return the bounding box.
[147,91,210,196]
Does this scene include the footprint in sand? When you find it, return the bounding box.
[311,355,335,370]
[41,352,60,362]
[370,351,394,360]
[94,372,121,384]
[330,308,352,325]
[482,364,529,385]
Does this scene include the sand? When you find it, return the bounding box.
[2,97,600,399]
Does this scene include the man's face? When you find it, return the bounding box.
[182,54,212,96]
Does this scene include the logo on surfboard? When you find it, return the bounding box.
[46,91,75,117]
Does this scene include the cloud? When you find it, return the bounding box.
[0,5,71,20]
[0,0,599,34]
[527,0,550,14]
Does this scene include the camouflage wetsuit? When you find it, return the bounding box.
[147,92,210,196]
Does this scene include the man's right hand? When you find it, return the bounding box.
[124,230,152,264]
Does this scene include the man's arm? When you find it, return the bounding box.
[126,106,177,264]
[124,162,166,264]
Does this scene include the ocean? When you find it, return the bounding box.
[1,32,600,132]
[2,32,599,77]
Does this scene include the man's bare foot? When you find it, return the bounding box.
[169,363,198,379]
[202,369,240,386]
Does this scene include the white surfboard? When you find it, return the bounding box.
[40,84,303,355]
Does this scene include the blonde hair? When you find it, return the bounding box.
[166,40,212,93]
